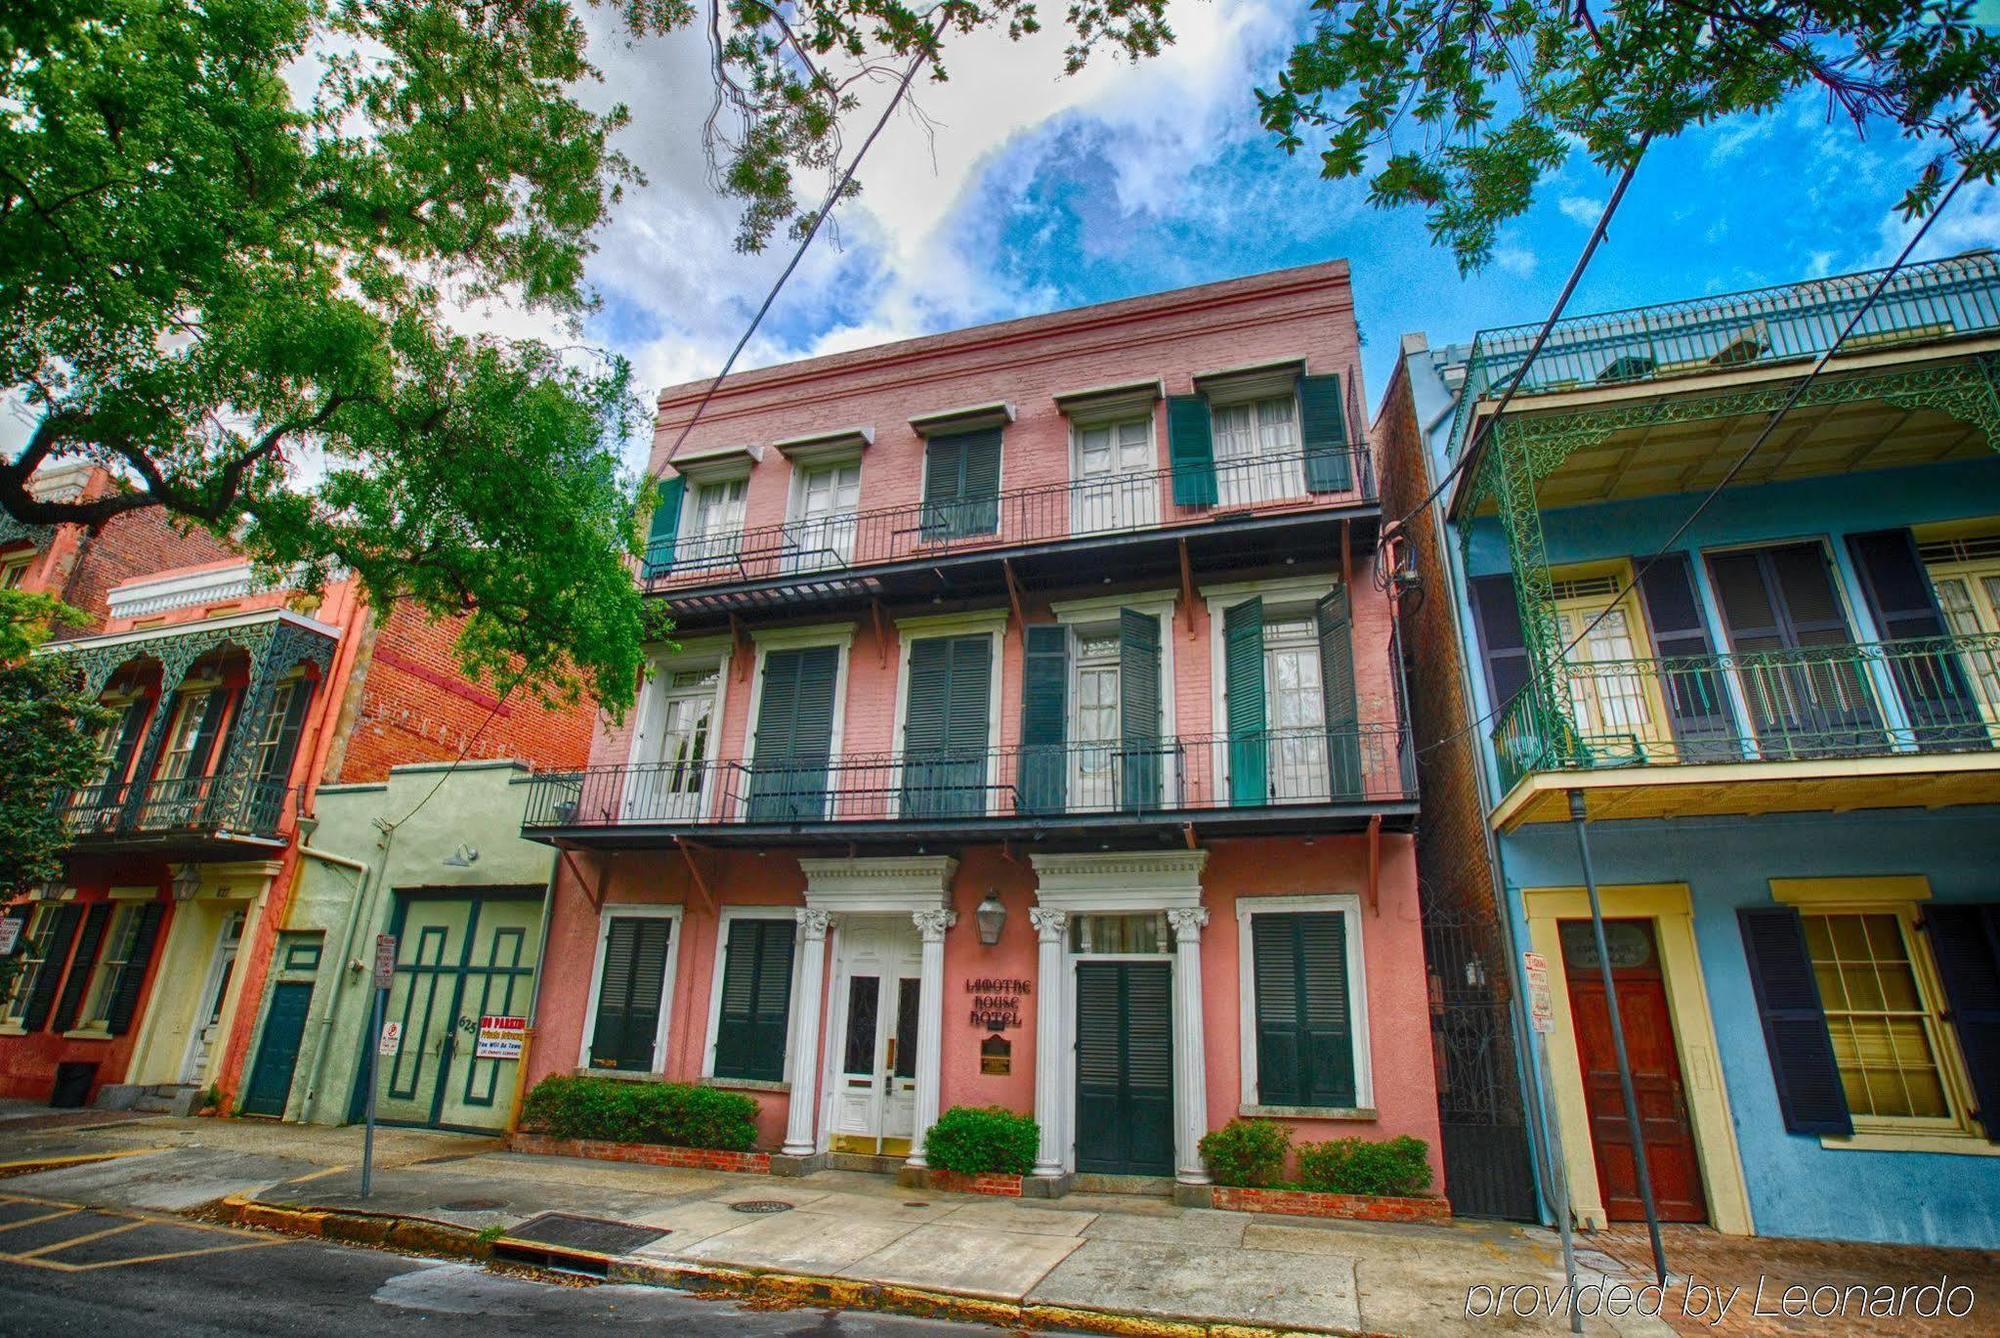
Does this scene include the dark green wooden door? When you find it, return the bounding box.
[241,982,313,1117]
[1074,961,1174,1175]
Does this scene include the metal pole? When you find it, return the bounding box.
[361,984,383,1198]
[1537,1040,1583,1335]
[1569,790,1667,1284]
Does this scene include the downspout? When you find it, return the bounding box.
[295,814,395,1117]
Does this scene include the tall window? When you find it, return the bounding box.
[631,669,716,821]
[0,554,31,589]
[157,689,218,783]
[684,477,747,568]
[79,905,143,1029]
[1803,910,1958,1126]
[1921,534,2000,729]
[1211,395,1304,507]
[1072,417,1155,534]
[1,906,59,1027]
[1551,569,1667,762]
[712,915,796,1082]
[1244,904,1362,1109]
[1264,617,1327,802]
[786,462,861,571]
[589,915,675,1072]
[1073,632,1122,810]
[244,682,298,780]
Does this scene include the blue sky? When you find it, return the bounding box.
[568,2,1999,463]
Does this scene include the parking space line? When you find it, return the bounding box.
[0,1208,82,1234]
[11,1221,145,1260]
[67,1238,289,1271]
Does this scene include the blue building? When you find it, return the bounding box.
[1381,252,2000,1247]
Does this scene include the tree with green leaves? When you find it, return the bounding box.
[0,591,112,902]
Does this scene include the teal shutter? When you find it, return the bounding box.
[1018,625,1068,815]
[1299,374,1352,492]
[1315,587,1361,796]
[1166,396,1217,507]
[903,634,992,817]
[1119,609,1162,811]
[921,430,1002,539]
[713,917,796,1082]
[643,476,685,578]
[747,645,839,821]
[590,917,674,1072]
[1252,912,1356,1107]
[1224,598,1266,805]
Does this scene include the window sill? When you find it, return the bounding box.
[0,1023,25,1037]
[571,1067,670,1084]
[703,1076,789,1094]
[1818,1131,2000,1157]
[1240,1104,1378,1121]
[61,1026,112,1041]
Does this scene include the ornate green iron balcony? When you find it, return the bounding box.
[1492,633,2000,793]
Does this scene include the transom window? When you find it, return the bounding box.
[1211,395,1304,507]
[1069,912,1170,955]
[1803,910,1956,1125]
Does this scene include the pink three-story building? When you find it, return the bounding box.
[521,263,1442,1194]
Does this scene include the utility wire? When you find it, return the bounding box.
[384,15,946,832]
[1413,124,1998,763]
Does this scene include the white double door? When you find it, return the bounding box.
[826,918,922,1155]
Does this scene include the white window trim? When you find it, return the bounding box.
[701,904,801,1085]
[678,473,752,569]
[578,903,685,1073]
[1202,575,1343,800]
[889,611,1008,816]
[625,635,734,821]
[1234,893,1374,1115]
[741,624,855,821]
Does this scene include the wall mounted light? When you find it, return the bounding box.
[171,865,203,902]
[974,891,1007,946]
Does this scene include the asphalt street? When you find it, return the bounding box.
[0,1190,996,1337]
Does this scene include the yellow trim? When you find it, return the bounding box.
[1522,883,1755,1237]
[1820,1132,2000,1156]
[1770,876,1931,905]
[1912,516,2000,544]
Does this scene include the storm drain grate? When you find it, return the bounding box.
[499,1212,668,1257]
[441,1198,505,1212]
[729,1200,794,1214]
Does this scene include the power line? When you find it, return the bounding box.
[1413,125,1998,763]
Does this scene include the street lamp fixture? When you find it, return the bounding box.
[974,891,1007,946]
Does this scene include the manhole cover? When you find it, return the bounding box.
[730,1200,794,1214]
[442,1198,505,1212]
[502,1212,667,1255]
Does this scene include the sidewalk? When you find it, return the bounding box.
[0,1112,1667,1336]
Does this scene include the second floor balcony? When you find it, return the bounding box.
[521,723,1416,849]
[1491,633,2000,827]
[57,775,298,853]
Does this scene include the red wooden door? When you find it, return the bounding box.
[1561,919,1707,1223]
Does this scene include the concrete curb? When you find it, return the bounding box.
[211,1193,1372,1337]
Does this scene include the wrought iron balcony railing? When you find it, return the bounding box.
[1452,251,2000,452]
[643,444,1377,594]
[523,724,1414,832]
[1491,633,2000,791]
[59,774,294,844]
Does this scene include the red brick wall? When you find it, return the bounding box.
[332,602,597,783]
[11,470,236,630]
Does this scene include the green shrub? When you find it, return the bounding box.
[519,1075,759,1151]
[1295,1135,1433,1197]
[1198,1119,1291,1188]
[923,1105,1038,1176]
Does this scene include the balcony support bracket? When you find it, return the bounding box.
[1365,814,1382,917]
[1002,559,1027,634]
[562,849,612,912]
[674,837,718,914]
[729,614,753,681]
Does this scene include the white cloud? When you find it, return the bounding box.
[1557,195,1602,228]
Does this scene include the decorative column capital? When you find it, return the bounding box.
[1165,907,1209,941]
[1028,907,1069,942]
[911,908,957,942]
[796,908,833,941]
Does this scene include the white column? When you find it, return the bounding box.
[781,908,833,1157]
[1166,907,1211,1184]
[905,906,957,1167]
[1029,907,1070,1179]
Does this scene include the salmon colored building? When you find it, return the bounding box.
[0,474,595,1113]
[522,263,1441,1194]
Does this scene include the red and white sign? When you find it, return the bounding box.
[378,1021,402,1056]
[0,918,20,956]
[1523,951,1556,1034]
[475,1014,526,1060]
[372,934,398,989]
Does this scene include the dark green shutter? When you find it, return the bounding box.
[644,476,685,578]
[1166,396,1217,507]
[747,645,838,821]
[259,682,314,784]
[96,701,149,806]
[1920,904,2000,1141]
[921,430,1002,539]
[104,902,165,1036]
[1299,374,1352,492]
[1119,610,1162,810]
[1018,625,1068,815]
[1316,587,1361,797]
[590,918,674,1072]
[51,903,111,1033]
[1738,907,1852,1136]
[713,917,796,1082]
[903,635,992,817]
[1224,598,1266,805]
[20,904,81,1034]
[1252,912,1355,1107]
[187,689,230,779]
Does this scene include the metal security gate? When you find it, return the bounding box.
[1424,900,1539,1221]
[359,888,542,1132]
[1074,960,1174,1176]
